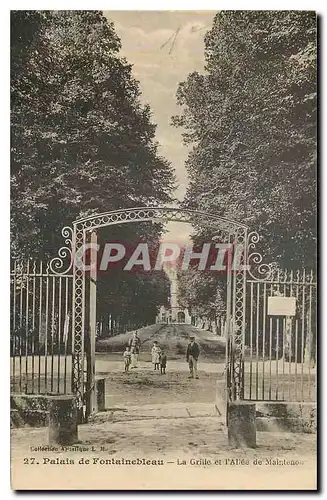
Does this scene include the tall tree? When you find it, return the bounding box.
[173,10,316,317]
[11,10,175,259]
[11,10,175,328]
[173,10,316,269]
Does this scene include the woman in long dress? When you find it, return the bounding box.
[151,341,161,370]
[128,331,141,368]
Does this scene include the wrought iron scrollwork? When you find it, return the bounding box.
[48,226,74,275]
[75,207,247,233]
[247,231,274,281]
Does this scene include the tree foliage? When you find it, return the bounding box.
[11,10,175,330]
[173,11,316,316]
[173,10,316,267]
[11,10,175,258]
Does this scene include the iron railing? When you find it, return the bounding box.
[243,269,316,402]
[10,260,73,394]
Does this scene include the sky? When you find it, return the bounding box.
[104,11,216,243]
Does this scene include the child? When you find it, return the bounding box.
[160,350,167,374]
[123,346,131,372]
[151,341,161,371]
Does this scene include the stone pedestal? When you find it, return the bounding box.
[96,378,105,412]
[48,396,78,445]
[228,401,256,448]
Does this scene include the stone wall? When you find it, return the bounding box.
[12,393,316,435]
[256,402,316,433]
[11,394,50,428]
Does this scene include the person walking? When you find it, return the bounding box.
[186,335,200,379]
[128,330,141,368]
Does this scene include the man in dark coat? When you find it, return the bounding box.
[186,335,200,379]
[160,350,167,374]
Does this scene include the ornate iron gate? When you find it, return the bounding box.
[12,207,316,423]
[11,207,250,420]
[15,208,310,420]
[10,259,73,394]
[243,267,316,403]
[60,207,249,417]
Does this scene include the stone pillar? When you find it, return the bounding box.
[228,401,256,448]
[48,396,78,445]
[96,378,105,412]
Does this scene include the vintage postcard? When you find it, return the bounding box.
[10,10,317,490]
